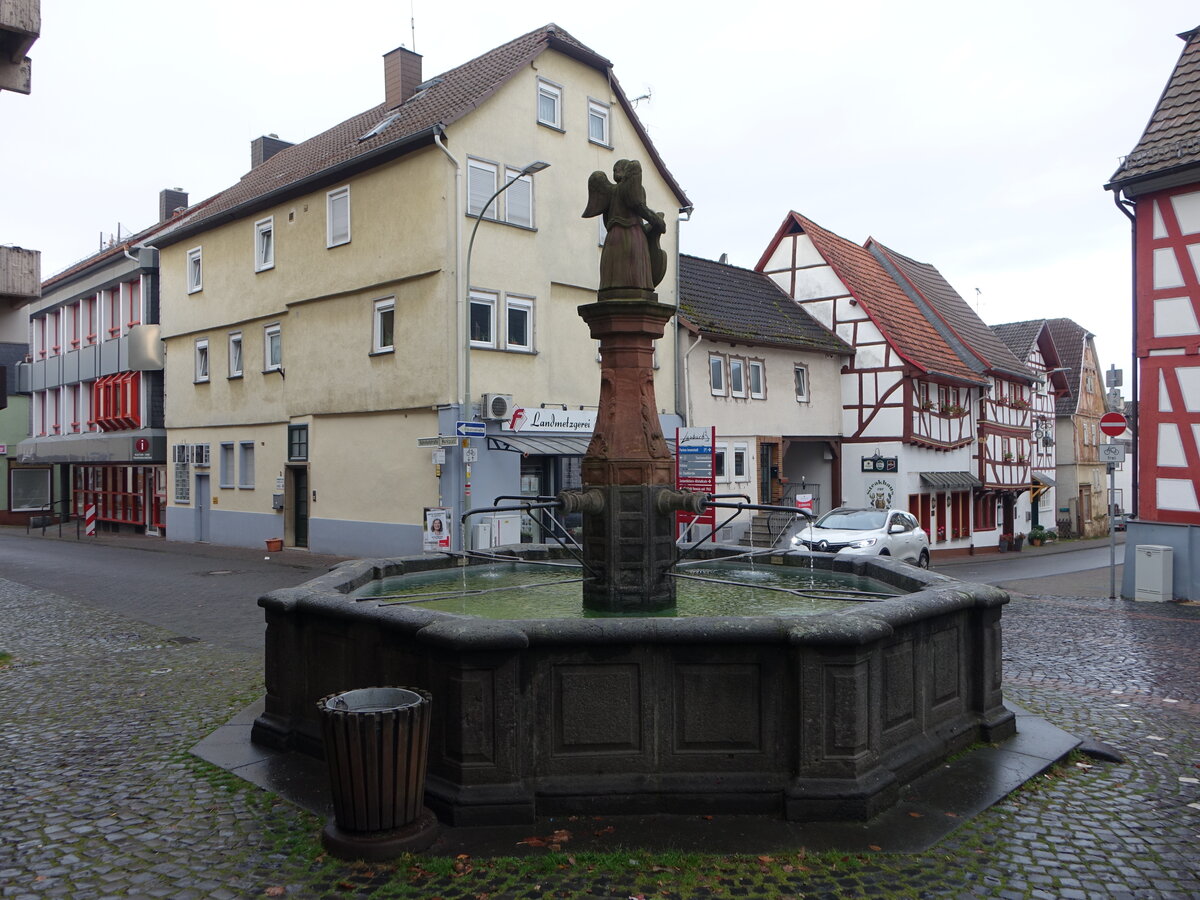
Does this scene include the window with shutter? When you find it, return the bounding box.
[327,187,350,247]
[468,159,498,217]
[505,168,532,227]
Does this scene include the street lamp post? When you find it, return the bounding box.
[460,160,550,551]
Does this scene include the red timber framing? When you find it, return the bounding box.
[1135,186,1200,524]
[906,378,974,450]
[73,465,166,529]
[92,373,141,431]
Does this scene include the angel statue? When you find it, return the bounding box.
[583,159,667,294]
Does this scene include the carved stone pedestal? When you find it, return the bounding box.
[576,294,677,613]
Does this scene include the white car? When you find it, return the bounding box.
[791,507,931,568]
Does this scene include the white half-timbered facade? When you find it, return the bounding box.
[756,213,993,554]
[992,320,1070,534]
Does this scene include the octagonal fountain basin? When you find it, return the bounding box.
[251,546,1014,826]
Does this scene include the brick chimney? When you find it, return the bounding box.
[383,46,422,109]
[159,188,188,223]
[251,134,293,168]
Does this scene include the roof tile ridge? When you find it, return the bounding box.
[866,239,994,376]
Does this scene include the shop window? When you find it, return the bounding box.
[11,467,51,512]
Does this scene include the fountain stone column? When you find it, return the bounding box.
[576,289,678,613]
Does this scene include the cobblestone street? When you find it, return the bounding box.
[1,560,1198,898]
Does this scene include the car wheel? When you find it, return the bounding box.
[878,548,890,556]
[918,549,930,569]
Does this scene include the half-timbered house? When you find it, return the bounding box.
[869,242,1037,543]
[1106,24,1200,598]
[1046,318,1111,539]
[991,319,1071,533]
[756,212,992,555]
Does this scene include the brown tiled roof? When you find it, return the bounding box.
[869,241,1033,383]
[41,197,214,289]
[763,212,985,385]
[154,24,689,248]
[1108,26,1200,190]
[1046,317,1092,416]
[678,254,852,355]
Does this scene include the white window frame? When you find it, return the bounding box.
[729,358,746,398]
[326,186,350,247]
[588,98,610,146]
[469,290,497,348]
[238,441,255,489]
[505,295,534,352]
[219,442,235,488]
[794,364,810,403]
[186,247,203,294]
[732,443,750,482]
[537,78,562,129]
[264,324,282,372]
[467,158,499,219]
[504,167,533,228]
[254,217,275,271]
[748,360,765,399]
[228,332,243,378]
[714,443,729,484]
[709,355,726,395]
[194,338,210,383]
[373,297,396,353]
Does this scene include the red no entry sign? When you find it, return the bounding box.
[1100,411,1127,437]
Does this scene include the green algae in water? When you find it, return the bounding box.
[351,560,901,619]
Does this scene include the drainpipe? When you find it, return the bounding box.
[1112,190,1137,518]
[681,331,703,425]
[433,126,464,411]
[434,126,466,551]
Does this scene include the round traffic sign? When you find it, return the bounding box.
[1100,411,1127,437]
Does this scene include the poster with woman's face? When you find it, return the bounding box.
[424,507,451,550]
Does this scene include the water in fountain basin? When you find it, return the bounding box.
[352,560,900,619]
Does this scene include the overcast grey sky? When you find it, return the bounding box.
[3,1,1196,394]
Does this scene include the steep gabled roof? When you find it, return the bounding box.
[761,212,985,385]
[990,319,1046,363]
[1108,26,1200,191]
[869,241,1033,384]
[1046,317,1093,416]
[678,254,852,356]
[154,24,689,248]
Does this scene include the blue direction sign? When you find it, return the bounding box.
[456,421,486,438]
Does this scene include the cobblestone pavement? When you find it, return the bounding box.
[1,570,1197,898]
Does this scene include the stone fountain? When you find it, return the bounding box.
[250,161,1015,826]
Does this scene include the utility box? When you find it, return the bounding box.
[1134,544,1173,602]
[472,513,521,549]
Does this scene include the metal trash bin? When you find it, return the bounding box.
[317,686,438,859]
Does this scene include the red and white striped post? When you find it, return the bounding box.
[85,503,97,536]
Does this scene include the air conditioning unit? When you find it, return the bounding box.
[482,393,514,421]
